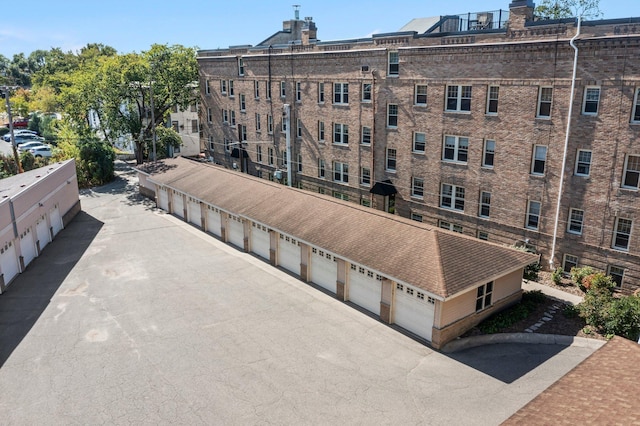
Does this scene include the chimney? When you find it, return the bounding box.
[301,17,317,45]
[508,0,535,31]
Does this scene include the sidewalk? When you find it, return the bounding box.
[521,280,584,305]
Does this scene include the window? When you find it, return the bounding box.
[297,119,302,138]
[281,111,287,132]
[607,265,625,287]
[318,121,325,142]
[238,58,244,76]
[334,83,349,104]
[230,110,236,126]
[563,254,578,272]
[297,153,303,172]
[440,184,465,211]
[171,120,179,132]
[411,177,424,198]
[239,94,246,111]
[228,80,234,96]
[222,109,229,124]
[568,208,584,235]
[537,87,553,118]
[582,87,600,115]
[254,80,260,98]
[191,119,198,133]
[482,139,495,168]
[224,138,231,152]
[622,155,640,189]
[486,85,499,114]
[479,191,491,218]
[633,88,640,123]
[386,148,397,171]
[318,159,326,178]
[256,145,262,163]
[240,125,247,141]
[411,213,423,222]
[526,200,541,230]
[388,51,399,76]
[318,83,325,103]
[267,114,273,134]
[387,104,398,127]
[205,79,210,95]
[333,191,349,201]
[333,123,348,144]
[413,132,426,153]
[531,145,547,175]
[208,136,215,151]
[207,107,212,123]
[268,147,274,165]
[280,81,286,98]
[446,85,472,112]
[221,79,227,94]
[477,230,489,241]
[190,103,197,112]
[443,135,469,163]
[255,113,261,131]
[361,198,371,207]
[575,150,592,176]
[333,161,349,183]
[361,126,371,145]
[613,218,632,251]
[415,85,427,105]
[439,220,463,233]
[296,82,302,102]
[475,282,493,311]
[266,82,272,100]
[362,83,372,102]
[361,167,371,186]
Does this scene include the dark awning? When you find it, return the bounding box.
[230,148,249,158]
[370,179,397,196]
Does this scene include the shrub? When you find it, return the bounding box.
[570,266,597,291]
[578,286,613,329]
[601,295,640,341]
[551,267,564,285]
[581,273,615,293]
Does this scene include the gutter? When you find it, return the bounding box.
[550,17,581,270]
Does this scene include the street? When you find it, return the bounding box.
[0,166,599,425]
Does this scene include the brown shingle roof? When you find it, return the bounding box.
[140,158,537,298]
[503,336,640,425]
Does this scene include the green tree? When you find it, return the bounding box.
[153,126,183,159]
[535,0,603,20]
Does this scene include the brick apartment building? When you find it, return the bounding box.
[197,0,640,292]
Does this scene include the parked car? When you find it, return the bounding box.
[18,141,49,152]
[1,129,37,142]
[29,146,52,158]
[14,135,45,145]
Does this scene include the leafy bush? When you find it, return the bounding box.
[581,272,615,293]
[601,296,640,341]
[76,140,115,187]
[478,290,546,334]
[570,266,597,291]
[19,150,36,171]
[551,267,564,285]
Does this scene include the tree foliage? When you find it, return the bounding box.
[535,0,603,20]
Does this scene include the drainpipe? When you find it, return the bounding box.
[283,103,292,186]
[550,17,581,270]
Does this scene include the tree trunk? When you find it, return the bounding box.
[135,140,144,164]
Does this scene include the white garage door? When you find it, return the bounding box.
[1,241,20,287]
[50,205,63,237]
[251,223,271,260]
[158,187,169,211]
[36,215,50,252]
[228,215,245,249]
[20,228,37,268]
[394,283,435,342]
[309,248,337,293]
[172,190,184,218]
[206,206,222,237]
[278,234,300,276]
[187,197,201,226]
[348,265,381,315]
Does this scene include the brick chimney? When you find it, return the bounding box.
[508,0,535,31]
[301,17,317,45]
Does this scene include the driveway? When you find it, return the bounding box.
[0,165,599,425]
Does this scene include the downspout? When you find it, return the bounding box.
[550,17,581,270]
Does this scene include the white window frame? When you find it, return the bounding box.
[360,167,371,186]
[318,121,325,142]
[254,80,260,99]
[486,85,499,114]
[228,80,234,97]
[208,136,215,152]
[240,125,247,141]
[475,282,493,311]
[632,88,640,123]
[280,81,286,98]
[222,109,229,124]
[445,85,472,112]
[297,153,303,173]
[220,79,227,94]
[333,161,349,183]
[575,149,592,177]
[607,265,625,287]
[238,58,244,76]
[206,108,212,123]
[479,191,491,218]
[537,86,553,118]
[296,118,303,138]
[582,86,600,115]
[386,148,396,171]
[362,83,372,102]
[439,220,463,233]
[622,154,640,189]
[442,135,469,164]
[334,82,349,104]
[567,208,584,235]
[267,114,273,134]
[256,145,262,163]
[230,110,236,126]
[239,94,246,111]
[361,126,371,145]
[318,158,326,178]
[482,139,495,168]
[318,82,325,103]
[266,82,272,100]
[440,183,465,211]
[268,147,274,165]
[563,254,579,272]
[255,113,261,132]
[415,84,427,106]
[388,51,399,76]
[205,79,210,95]
[387,104,398,128]
[411,177,424,198]
[413,132,426,153]
[526,200,541,230]
[612,218,632,251]
[333,123,348,145]
[531,145,547,175]
[411,213,423,222]
[477,230,489,241]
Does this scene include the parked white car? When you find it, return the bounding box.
[18,141,49,152]
[2,129,39,142]
[29,146,52,158]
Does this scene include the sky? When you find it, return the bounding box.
[1,0,638,58]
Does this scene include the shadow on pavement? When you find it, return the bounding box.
[446,342,567,384]
[0,210,103,367]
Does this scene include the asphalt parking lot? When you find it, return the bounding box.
[0,166,598,425]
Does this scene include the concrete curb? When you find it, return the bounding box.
[440,333,606,353]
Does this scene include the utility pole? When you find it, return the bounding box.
[1,86,23,173]
[149,74,157,163]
